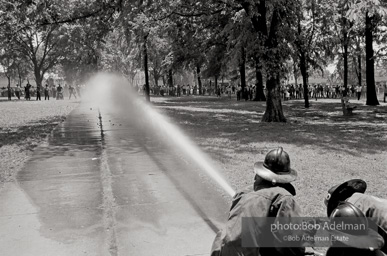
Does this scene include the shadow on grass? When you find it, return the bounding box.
[155,97,387,156]
[0,117,65,148]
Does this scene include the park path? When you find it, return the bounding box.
[0,101,229,256]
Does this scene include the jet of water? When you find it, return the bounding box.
[133,98,236,197]
[85,73,236,197]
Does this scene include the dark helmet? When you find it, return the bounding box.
[330,202,384,250]
[331,202,365,218]
[330,202,369,236]
[263,147,291,173]
[254,147,297,184]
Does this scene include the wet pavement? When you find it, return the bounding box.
[0,102,229,256]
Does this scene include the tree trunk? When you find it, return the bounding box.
[168,69,173,87]
[254,57,266,101]
[162,75,166,86]
[293,62,298,88]
[17,65,22,86]
[33,66,43,88]
[343,40,348,96]
[365,12,379,106]
[357,54,362,88]
[143,34,150,102]
[7,75,11,100]
[299,52,310,108]
[196,64,202,95]
[239,46,246,91]
[261,7,286,122]
[262,76,286,122]
[241,1,286,122]
[154,73,159,88]
[215,76,218,94]
[340,5,350,97]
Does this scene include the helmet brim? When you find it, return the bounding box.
[327,179,367,217]
[254,161,297,184]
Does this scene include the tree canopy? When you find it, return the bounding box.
[1,0,387,120]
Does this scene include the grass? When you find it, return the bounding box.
[153,95,387,217]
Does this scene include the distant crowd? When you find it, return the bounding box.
[2,83,85,101]
[136,84,206,97]
[280,83,387,102]
[137,83,256,99]
[134,81,387,103]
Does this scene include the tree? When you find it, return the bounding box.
[203,44,226,92]
[293,0,334,108]
[60,23,106,84]
[120,5,162,101]
[167,12,209,95]
[148,36,170,88]
[239,0,299,122]
[347,0,387,106]
[13,53,30,87]
[1,2,71,88]
[101,27,141,84]
[351,26,366,90]
[0,48,16,90]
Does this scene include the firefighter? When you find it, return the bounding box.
[326,202,384,256]
[211,147,306,256]
[325,179,387,254]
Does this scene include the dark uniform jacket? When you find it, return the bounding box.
[210,181,305,256]
[347,193,387,254]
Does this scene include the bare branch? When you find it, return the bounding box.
[39,9,104,26]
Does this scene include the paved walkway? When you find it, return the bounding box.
[0,102,229,256]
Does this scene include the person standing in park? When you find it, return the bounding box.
[36,85,41,101]
[69,84,77,99]
[350,85,355,98]
[56,84,63,100]
[15,85,21,99]
[362,84,367,99]
[25,83,31,100]
[356,84,362,100]
[325,85,330,98]
[335,85,340,98]
[285,88,290,101]
[211,147,305,256]
[176,84,180,97]
[44,84,50,100]
[7,86,12,100]
[314,85,318,101]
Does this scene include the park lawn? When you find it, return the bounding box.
[154,95,387,217]
[0,99,79,184]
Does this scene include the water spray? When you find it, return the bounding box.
[133,99,236,197]
[85,73,236,198]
